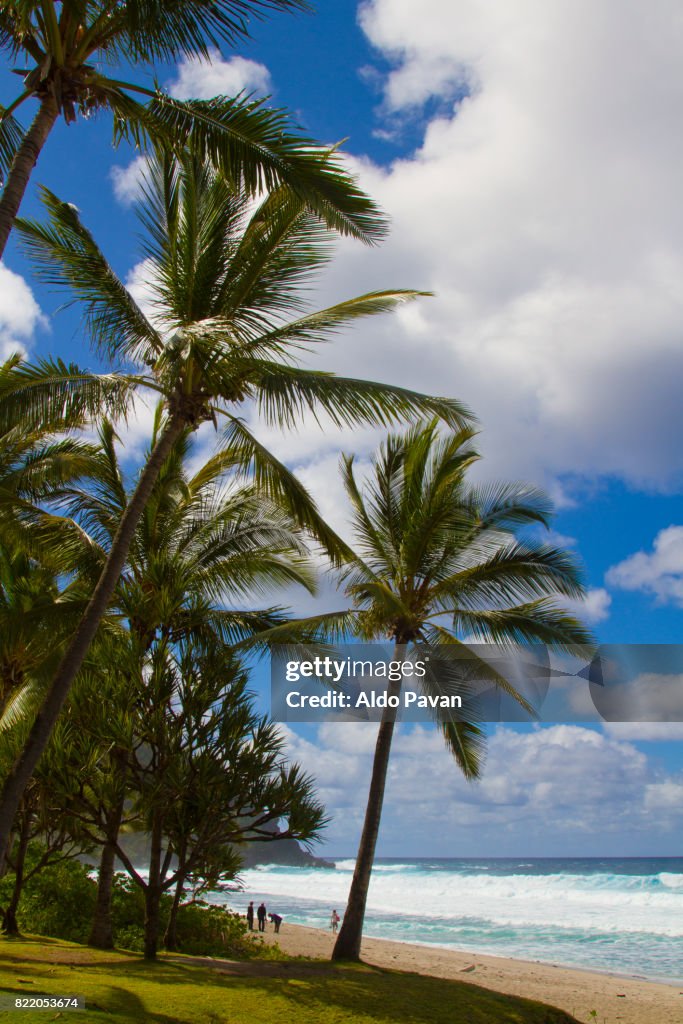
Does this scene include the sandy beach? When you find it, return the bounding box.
[259,922,683,1024]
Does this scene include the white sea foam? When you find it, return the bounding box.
[236,863,683,939]
[659,872,683,889]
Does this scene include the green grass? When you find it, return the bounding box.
[0,937,579,1024]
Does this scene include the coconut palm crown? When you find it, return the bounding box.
[331,421,593,960]
[0,0,385,257]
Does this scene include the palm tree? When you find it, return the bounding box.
[330,421,592,960]
[0,0,384,257]
[0,151,470,862]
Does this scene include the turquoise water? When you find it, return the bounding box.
[222,857,683,982]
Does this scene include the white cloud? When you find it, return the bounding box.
[267,0,683,492]
[645,780,683,814]
[283,721,683,854]
[606,526,683,606]
[168,50,271,101]
[111,154,150,207]
[0,263,46,358]
[564,587,612,624]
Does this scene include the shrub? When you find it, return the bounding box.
[2,852,270,960]
[12,858,96,943]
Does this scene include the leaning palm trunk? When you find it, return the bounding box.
[332,657,403,961]
[0,413,186,865]
[0,98,58,259]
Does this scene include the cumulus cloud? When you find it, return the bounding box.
[283,721,683,854]
[563,587,612,625]
[111,154,149,207]
[269,0,683,493]
[0,263,46,358]
[168,50,271,100]
[606,526,683,606]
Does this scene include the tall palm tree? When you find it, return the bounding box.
[0,154,470,861]
[331,421,592,960]
[0,0,383,257]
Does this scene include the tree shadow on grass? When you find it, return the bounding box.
[218,965,581,1024]
[0,944,580,1024]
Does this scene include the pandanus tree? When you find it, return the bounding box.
[125,640,324,960]
[0,0,385,257]
[331,422,592,960]
[0,150,470,861]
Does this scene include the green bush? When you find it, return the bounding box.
[174,901,257,958]
[12,856,97,943]
[2,849,268,960]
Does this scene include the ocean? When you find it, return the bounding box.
[221,857,683,983]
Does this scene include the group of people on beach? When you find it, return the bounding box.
[246,901,282,933]
[245,902,341,936]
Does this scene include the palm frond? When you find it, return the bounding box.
[0,356,138,433]
[16,189,162,365]
[121,93,388,244]
[90,0,311,63]
[0,104,25,181]
[220,417,354,564]
[251,363,472,432]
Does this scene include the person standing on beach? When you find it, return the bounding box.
[330,909,340,934]
[257,902,267,932]
[246,902,254,930]
[269,913,283,933]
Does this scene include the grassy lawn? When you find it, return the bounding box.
[0,937,579,1024]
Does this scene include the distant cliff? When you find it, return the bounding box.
[235,836,335,869]
[115,826,335,871]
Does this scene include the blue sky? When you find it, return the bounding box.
[2,1,683,856]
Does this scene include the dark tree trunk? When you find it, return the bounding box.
[144,885,162,962]
[89,783,126,948]
[163,873,185,952]
[0,414,186,867]
[143,816,164,961]
[332,658,403,962]
[88,840,118,949]
[0,97,59,259]
[2,808,30,936]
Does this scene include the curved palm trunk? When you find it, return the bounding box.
[0,97,59,259]
[0,414,186,866]
[332,659,403,961]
